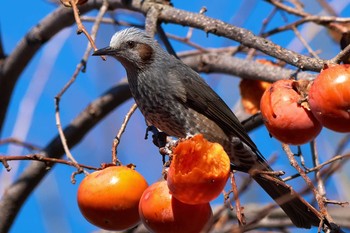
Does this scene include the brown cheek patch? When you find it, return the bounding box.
[138,43,153,62]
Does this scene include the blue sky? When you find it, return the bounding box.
[1,1,350,233]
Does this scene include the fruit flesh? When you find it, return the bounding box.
[167,134,230,204]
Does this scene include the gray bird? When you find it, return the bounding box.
[93,27,321,228]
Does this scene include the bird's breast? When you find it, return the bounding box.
[133,83,229,146]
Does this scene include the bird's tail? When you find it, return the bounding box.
[253,174,321,228]
[228,137,323,228]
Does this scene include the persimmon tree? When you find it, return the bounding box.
[1,0,350,232]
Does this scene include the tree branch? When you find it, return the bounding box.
[0,81,131,233]
[0,0,328,134]
[179,52,316,82]
[0,2,345,231]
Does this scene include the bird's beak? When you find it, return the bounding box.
[93,46,115,56]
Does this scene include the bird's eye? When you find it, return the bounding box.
[127,41,135,48]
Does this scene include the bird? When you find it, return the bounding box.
[93,27,322,228]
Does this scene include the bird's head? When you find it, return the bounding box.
[93,27,156,69]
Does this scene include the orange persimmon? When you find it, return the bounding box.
[167,134,230,205]
[240,79,271,114]
[239,59,274,114]
[77,166,148,231]
[260,79,322,145]
[139,181,212,233]
[308,64,350,132]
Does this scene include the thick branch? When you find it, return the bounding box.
[149,3,325,71]
[180,52,316,82]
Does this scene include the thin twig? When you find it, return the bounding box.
[0,138,42,151]
[177,46,240,57]
[80,16,144,28]
[223,190,234,211]
[260,7,278,36]
[276,6,319,60]
[166,33,207,51]
[322,153,350,187]
[292,25,320,59]
[112,103,138,165]
[310,140,326,197]
[317,0,337,16]
[262,18,309,37]
[267,0,310,17]
[230,172,246,226]
[324,199,349,207]
[290,0,304,10]
[88,0,109,55]
[283,153,350,181]
[177,6,206,52]
[55,98,79,167]
[261,13,350,38]
[0,154,100,172]
[69,0,105,59]
[54,62,86,169]
[54,0,109,170]
[282,144,332,223]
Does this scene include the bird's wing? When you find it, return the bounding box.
[167,62,259,153]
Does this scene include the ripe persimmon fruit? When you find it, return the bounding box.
[240,79,271,114]
[139,181,212,233]
[260,79,322,145]
[239,59,274,115]
[77,165,148,231]
[308,64,350,132]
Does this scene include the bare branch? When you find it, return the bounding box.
[282,144,333,225]
[1,1,350,231]
[54,0,109,171]
[112,103,138,165]
[283,153,350,182]
[151,3,325,71]
[0,80,131,233]
[179,52,316,82]
[0,138,42,151]
[0,154,99,172]
[0,0,330,134]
